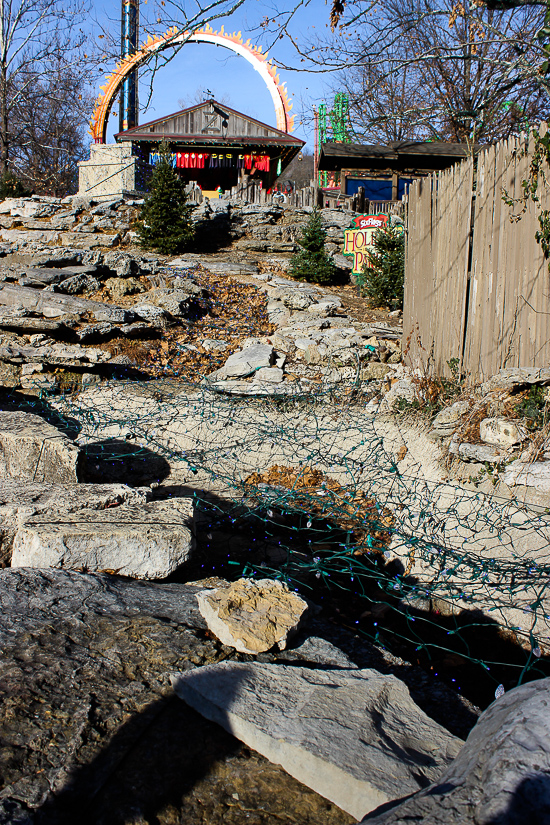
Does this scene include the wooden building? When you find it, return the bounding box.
[319,140,474,201]
[115,99,305,195]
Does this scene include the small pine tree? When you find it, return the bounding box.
[289,207,336,285]
[137,143,195,255]
[361,223,405,310]
[0,171,30,199]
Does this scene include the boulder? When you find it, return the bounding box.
[56,273,101,295]
[479,417,527,447]
[432,400,470,433]
[172,276,204,296]
[172,661,462,820]
[104,276,145,300]
[254,366,284,383]
[361,362,391,381]
[503,460,550,493]
[223,344,274,377]
[449,441,508,464]
[382,378,417,407]
[196,578,309,653]
[0,481,148,566]
[11,497,195,580]
[132,303,169,325]
[0,283,133,322]
[0,341,111,368]
[481,367,550,394]
[0,566,378,823]
[362,678,550,824]
[147,288,193,317]
[0,411,80,484]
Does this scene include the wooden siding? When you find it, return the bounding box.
[403,130,550,382]
[146,103,282,139]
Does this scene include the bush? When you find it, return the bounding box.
[289,207,336,285]
[136,143,195,255]
[0,171,30,199]
[360,222,404,310]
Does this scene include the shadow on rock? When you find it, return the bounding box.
[34,694,242,825]
[486,774,550,825]
[78,439,170,485]
[0,387,81,440]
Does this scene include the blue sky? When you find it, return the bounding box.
[94,0,335,148]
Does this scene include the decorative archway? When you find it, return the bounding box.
[90,25,294,143]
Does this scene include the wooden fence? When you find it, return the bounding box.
[403,130,550,381]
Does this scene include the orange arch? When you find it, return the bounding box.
[91,25,294,143]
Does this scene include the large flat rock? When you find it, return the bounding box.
[172,661,462,820]
[362,678,550,824]
[0,481,148,566]
[0,411,80,484]
[0,341,112,368]
[0,567,360,824]
[0,283,132,322]
[11,498,195,579]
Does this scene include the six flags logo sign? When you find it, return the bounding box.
[343,214,393,275]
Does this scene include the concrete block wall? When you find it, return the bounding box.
[78,144,145,199]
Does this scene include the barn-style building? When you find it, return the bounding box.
[79,99,304,199]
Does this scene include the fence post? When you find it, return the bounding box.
[358,186,365,213]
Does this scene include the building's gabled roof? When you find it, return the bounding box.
[319,140,476,170]
[115,99,304,147]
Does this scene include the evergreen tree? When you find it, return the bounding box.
[0,170,29,198]
[361,223,405,310]
[289,207,336,286]
[137,143,195,255]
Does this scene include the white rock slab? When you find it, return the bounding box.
[172,661,462,820]
[503,460,550,492]
[0,481,149,565]
[223,344,274,377]
[11,498,194,579]
[0,412,80,483]
[479,417,527,447]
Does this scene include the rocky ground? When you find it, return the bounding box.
[1,194,550,824]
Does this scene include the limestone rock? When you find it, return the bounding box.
[0,283,132,323]
[147,288,193,317]
[382,378,417,407]
[202,338,229,352]
[0,341,111,368]
[0,411,80,483]
[361,362,391,380]
[0,481,148,566]
[11,498,195,580]
[132,303,169,325]
[479,417,527,447]
[56,272,101,295]
[432,400,470,433]
[254,366,284,383]
[172,661,462,820]
[308,300,340,316]
[104,276,145,300]
[172,276,204,296]
[503,460,550,492]
[481,366,550,394]
[196,578,309,653]
[362,678,550,824]
[223,344,274,377]
[449,441,508,464]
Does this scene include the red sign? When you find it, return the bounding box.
[350,214,388,230]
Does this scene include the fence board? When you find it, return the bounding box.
[404,128,550,382]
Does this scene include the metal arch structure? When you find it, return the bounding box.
[90,25,295,143]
